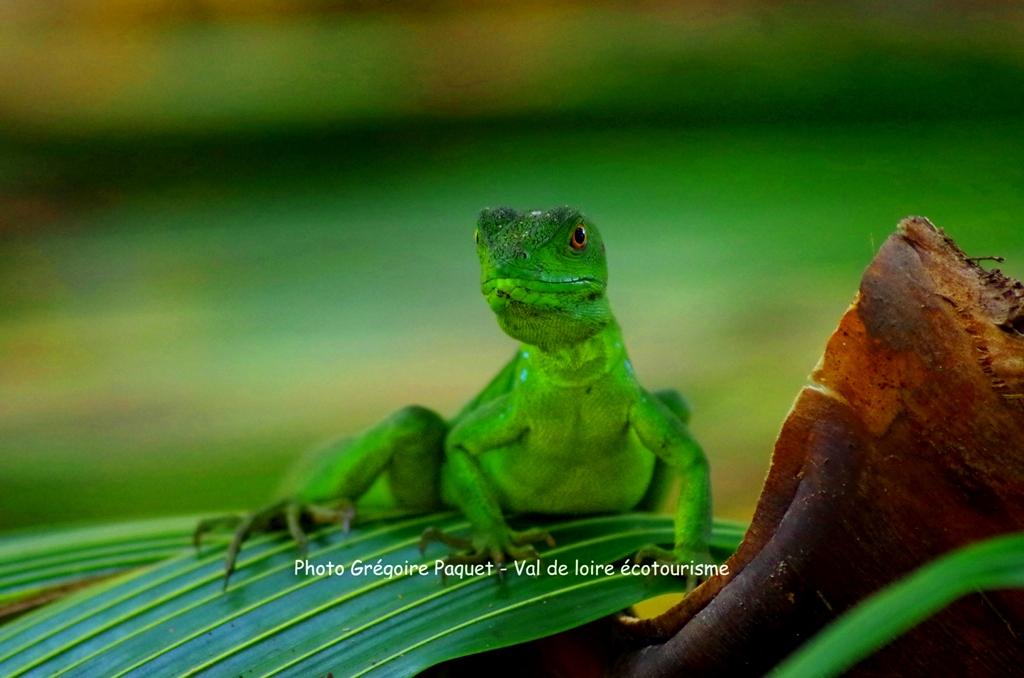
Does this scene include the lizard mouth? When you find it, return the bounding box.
[483,278,602,301]
[481,277,604,308]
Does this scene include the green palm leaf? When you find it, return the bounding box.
[0,513,744,676]
[0,517,216,608]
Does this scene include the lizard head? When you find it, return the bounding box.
[475,206,611,349]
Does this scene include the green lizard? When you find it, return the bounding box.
[196,206,712,585]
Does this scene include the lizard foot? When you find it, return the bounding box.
[633,543,715,593]
[419,525,556,576]
[194,497,357,590]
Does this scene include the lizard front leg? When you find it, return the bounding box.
[196,405,446,587]
[629,390,713,586]
[421,394,554,566]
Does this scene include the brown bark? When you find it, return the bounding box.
[613,217,1024,676]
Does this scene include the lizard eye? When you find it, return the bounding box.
[474,229,480,245]
[570,225,587,251]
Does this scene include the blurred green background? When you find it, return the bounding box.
[1,1,1022,530]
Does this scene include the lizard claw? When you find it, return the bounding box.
[307,499,357,533]
[506,544,540,561]
[221,500,290,589]
[419,526,472,555]
[285,503,309,558]
[510,527,556,549]
[193,514,241,551]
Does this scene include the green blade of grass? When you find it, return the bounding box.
[773,532,1024,678]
